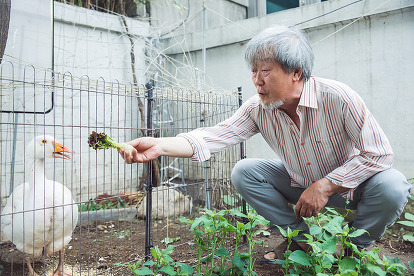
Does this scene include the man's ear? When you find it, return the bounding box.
[293,69,302,81]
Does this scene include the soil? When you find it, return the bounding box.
[0,217,413,276]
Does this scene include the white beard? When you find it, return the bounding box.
[261,99,283,111]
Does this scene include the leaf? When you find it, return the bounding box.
[151,246,162,259]
[113,230,131,239]
[272,259,286,265]
[348,228,367,238]
[276,225,287,237]
[178,217,192,225]
[159,265,177,275]
[320,235,337,254]
[397,221,414,227]
[383,255,407,271]
[232,254,243,269]
[321,257,333,269]
[190,215,212,230]
[338,270,359,276]
[229,208,247,218]
[366,263,386,276]
[288,250,311,266]
[323,216,344,234]
[253,229,270,236]
[309,224,322,236]
[409,259,414,271]
[405,212,414,221]
[178,265,194,275]
[162,245,176,256]
[113,262,129,267]
[161,237,181,244]
[215,246,229,257]
[403,233,414,242]
[134,266,154,275]
[143,260,155,266]
[239,252,250,258]
[340,257,358,270]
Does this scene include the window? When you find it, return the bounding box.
[266,0,299,14]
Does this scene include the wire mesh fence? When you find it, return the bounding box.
[0,62,242,275]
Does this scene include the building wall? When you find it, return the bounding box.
[150,0,248,36]
[53,2,149,84]
[161,0,414,178]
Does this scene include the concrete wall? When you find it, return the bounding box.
[53,2,149,84]
[161,0,414,178]
[150,0,248,36]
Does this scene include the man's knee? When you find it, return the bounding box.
[231,159,256,190]
[365,169,411,210]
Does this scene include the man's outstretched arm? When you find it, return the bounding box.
[118,137,193,164]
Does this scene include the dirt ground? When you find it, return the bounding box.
[0,217,413,276]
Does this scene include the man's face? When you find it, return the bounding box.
[251,60,293,109]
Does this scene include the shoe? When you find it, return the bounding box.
[258,239,304,264]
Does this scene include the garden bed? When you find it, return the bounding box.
[0,217,413,275]
[1,195,413,275]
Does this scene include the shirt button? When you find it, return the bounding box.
[301,142,305,146]
[289,122,294,125]
[306,162,311,165]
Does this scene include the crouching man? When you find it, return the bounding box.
[119,25,412,262]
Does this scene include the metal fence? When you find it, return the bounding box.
[0,62,242,275]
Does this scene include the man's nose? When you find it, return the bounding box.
[254,72,264,86]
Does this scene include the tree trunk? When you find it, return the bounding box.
[0,0,11,62]
[119,0,161,190]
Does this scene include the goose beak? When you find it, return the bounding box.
[52,141,73,160]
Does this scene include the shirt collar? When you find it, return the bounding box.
[298,77,318,109]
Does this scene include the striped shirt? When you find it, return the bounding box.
[178,77,393,198]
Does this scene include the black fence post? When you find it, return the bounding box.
[145,82,154,260]
[238,87,248,243]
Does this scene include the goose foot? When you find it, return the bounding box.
[25,256,40,276]
[53,249,74,276]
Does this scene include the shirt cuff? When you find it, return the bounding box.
[325,169,356,200]
[177,132,211,162]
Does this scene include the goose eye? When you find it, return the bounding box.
[42,139,47,144]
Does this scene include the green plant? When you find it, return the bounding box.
[179,209,232,275]
[273,207,413,275]
[88,131,134,154]
[179,203,269,276]
[228,209,270,276]
[115,245,193,275]
[397,195,414,242]
[113,230,131,239]
[77,196,126,212]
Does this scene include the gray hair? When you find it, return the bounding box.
[244,25,314,80]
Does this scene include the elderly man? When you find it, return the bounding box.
[119,25,411,262]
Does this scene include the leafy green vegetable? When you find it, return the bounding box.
[88,131,134,154]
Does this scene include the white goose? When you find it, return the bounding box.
[1,135,78,276]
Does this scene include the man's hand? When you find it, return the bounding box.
[118,137,160,164]
[295,178,349,219]
[118,137,194,164]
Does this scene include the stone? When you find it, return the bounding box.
[137,187,192,219]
